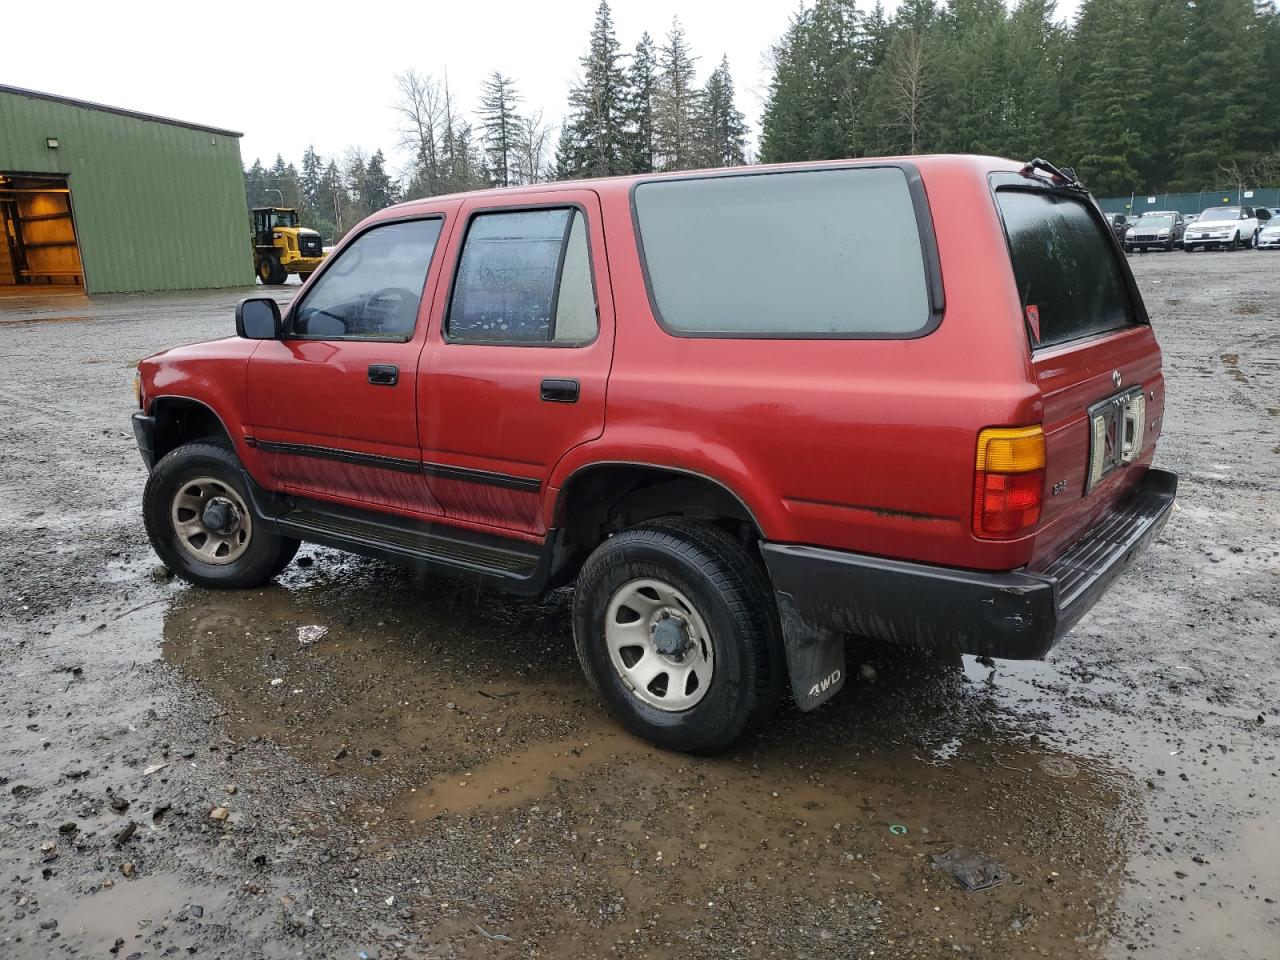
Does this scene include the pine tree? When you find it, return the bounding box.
[699,56,748,167]
[653,17,701,170]
[624,32,660,173]
[760,1,868,163]
[479,72,522,187]
[1171,0,1265,188]
[1066,0,1152,194]
[360,150,398,213]
[560,1,631,178]
[243,158,268,212]
[299,145,324,222]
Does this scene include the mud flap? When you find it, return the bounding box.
[774,591,846,711]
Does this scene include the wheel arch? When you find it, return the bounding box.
[553,462,765,562]
[147,395,235,463]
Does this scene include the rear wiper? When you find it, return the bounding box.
[1019,158,1086,191]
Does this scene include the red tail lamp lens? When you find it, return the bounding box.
[972,426,1045,539]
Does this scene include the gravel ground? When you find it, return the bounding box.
[0,251,1276,959]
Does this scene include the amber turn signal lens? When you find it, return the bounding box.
[974,426,1045,473]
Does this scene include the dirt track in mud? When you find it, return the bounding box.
[0,253,1276,959]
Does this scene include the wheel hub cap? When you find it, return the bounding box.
[200,497,241,535]
[604,578,714,712]
[170,477,253,566]
[651,614,691,658]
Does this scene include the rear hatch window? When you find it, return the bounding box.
[996,190,1139,348]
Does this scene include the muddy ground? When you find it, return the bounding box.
[0,253,1276,960]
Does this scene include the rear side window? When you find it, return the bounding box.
[632,167,933,337]
[996,191,1137,349]
[447,208,597,345]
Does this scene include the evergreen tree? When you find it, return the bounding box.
[1171,0,1265,188]
[478,71,522,187]
[360,149,398,212]
[760,1,868,163]
[699,56,748,166]
[243,158,268,212]
[624,32,660,173]
[653,17,702,170]
[559,1,631,178]
[1066,0,1153,193]
[299,145,324,219]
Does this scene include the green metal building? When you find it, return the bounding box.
[0,84,254,294]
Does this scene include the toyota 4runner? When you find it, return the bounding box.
[132,156,1177,753]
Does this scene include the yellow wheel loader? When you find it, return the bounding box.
[252,207,326,285]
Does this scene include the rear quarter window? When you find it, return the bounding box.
[996,190,1138,349]
[632,166,935,338]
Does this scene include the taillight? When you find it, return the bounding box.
[973,426,1045,539]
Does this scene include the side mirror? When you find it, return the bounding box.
[236,297,282,340]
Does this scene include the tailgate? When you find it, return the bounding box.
[993,182,1166,566]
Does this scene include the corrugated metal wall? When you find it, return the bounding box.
[1098,188,1280,216]
[0,88,254,293]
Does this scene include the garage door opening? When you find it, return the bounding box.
[0,172,85,294]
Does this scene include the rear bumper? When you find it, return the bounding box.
[762,468,1178,661]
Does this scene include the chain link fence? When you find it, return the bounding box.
[1097,188,1280,216]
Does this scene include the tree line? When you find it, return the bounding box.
[245,0,1280,241]
[243,0,749,240]
[761,0,1280,195]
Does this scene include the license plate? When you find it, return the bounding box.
[1086,387,1145,493]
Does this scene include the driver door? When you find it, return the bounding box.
[246,207,456,517]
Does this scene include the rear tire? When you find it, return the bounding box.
[572,518,782,754]
[143,442,299,588]
[297,271,313,283]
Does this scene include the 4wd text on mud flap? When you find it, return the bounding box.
[809,669,842,700]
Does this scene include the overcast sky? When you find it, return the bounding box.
[8,0,1082,176]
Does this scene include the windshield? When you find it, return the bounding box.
[1199,207,1240,221]
[270,211,298,228]
[1136,215,1174,227]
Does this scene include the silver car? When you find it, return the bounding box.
[1256,217,1280,250]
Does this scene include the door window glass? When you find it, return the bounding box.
[448,208,597,345]
[292,218,442,340]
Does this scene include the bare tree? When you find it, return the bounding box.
[393,70,443,185]
[515,109,554,184]
[886,30,930,154]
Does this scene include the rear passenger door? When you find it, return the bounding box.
[418,191,613,537]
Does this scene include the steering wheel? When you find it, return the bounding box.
[366,288,419,332]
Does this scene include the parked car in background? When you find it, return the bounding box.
[1102,212,1130,243]
[1125,211,1185,252]
[1256,216,1280,249]
[1183,206,1269,251]
[129,156,1175,753]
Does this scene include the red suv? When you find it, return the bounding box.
[132,156,1176,753]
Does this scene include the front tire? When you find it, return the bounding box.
[572,518,782,754]
[143,442,299,588]
[257,256,287,285]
